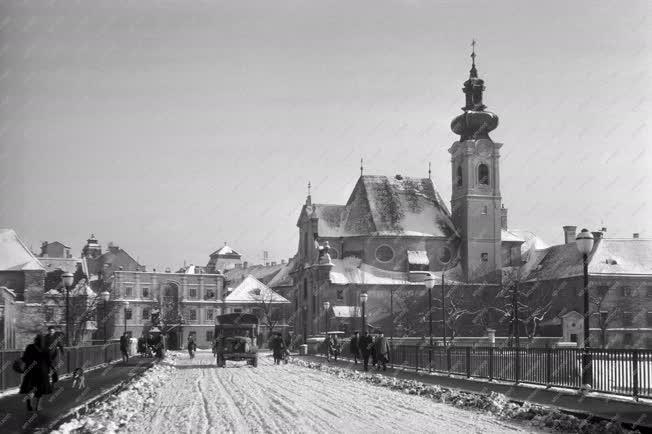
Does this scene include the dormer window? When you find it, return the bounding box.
[478,164,489,185]
[456,166,463,186]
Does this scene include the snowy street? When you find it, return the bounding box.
[121,351,537,434]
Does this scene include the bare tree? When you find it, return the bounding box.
[393,286,429,337]
[252,289,285,338]
[589,284,632,348]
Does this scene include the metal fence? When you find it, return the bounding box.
[389,345,652,399]
[0,342,121,392]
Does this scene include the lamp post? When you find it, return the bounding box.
[360,292,368,334]
[424,274,436,347]
[322,301,330,333]
[61,272,74,346]
[441,269,447,348]
[123,301,130,336]
[576,228,595,388]
[100,291,110,343]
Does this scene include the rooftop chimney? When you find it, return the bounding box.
[563,226,577,244]
[500,204,508,230]
[633,233,640,239]
[243,261,248,268]
[601,227,607,233]
[591,231,603,240]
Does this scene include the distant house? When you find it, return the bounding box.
[39,241,72,258]
[206,244,242,273]
[81,235,145,291]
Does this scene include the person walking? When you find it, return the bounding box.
[330,334,341,362]
[44,326,64,382]
[359,331,373,371]
[271,333,286,365]
[19,334,54,412]
[349,331,360,364]
[187,337,197,359]
[120,333,130,363]
[371,331,379,369]
[374,331,391,371]
[323,334,332,361]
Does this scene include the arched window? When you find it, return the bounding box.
[456,166,463,186]
[478,164,489,185]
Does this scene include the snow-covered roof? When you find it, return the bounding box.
[407,250,429,266]
[501,229,525,243]
[328,258,464,286]
[0,229,45,271]
[39,257,81,274]
[224,275,290,304]
[210,245,241,257]
[331,306,360,318]
[300,176,458,238]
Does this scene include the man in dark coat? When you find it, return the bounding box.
[349,332,360,364]
[187,337,197,359]
[270,333,286,365]
[374,331,390,371]
[358,331,374,371]
[44,326,64,378]
[20,334,54,412]
[120,333,130,362]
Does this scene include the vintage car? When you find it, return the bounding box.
[214,313,259,367]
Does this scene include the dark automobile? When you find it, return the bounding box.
[214,313,259,367]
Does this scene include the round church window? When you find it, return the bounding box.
[438,246,452,264]
[375,245,394,263]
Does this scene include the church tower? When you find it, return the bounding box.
[449,43,502,283]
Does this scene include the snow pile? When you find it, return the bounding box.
[289,358,640,434]
[51,355,178,434]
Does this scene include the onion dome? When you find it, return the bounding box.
[451,41,499,141]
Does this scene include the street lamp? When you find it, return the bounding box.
[123,301,130,336]
[322,301,330,333]
[576,228,595,388]
[100,290,110,343]
[61,272,74,346]
[424,274,436,347]
[359,292,368,334]
[441,268,448,348]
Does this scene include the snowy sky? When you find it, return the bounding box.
[0,0,650,270]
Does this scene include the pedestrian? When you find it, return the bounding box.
[19,334,55,412]
[120,333,130,363]
[187,337,197,359]
[374,331,390,371]
[44,326,64,381]
[359,331,373,371]
[349,331,360,364]
[371,331,379,369]
[271,332,286,365]
[323,334,332,361]
[330,334,340,362]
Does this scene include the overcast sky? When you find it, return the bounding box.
[1,0,650,270]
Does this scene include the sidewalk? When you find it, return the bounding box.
[301,354,652,430]
[0,357,153,434]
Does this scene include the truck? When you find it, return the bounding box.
[213,312,259,368]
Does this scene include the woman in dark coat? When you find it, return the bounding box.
[20,334,54,412]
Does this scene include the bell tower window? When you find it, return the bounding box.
[456,166,463,186]
[478,164,489,185]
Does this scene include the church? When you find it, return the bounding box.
[290,50,652,348]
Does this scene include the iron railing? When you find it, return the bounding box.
[0,342,121,392]
[387,345,652,399]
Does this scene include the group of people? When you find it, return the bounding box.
[349,330,390,371]
[323,333,342,361]
[15,326,64,412]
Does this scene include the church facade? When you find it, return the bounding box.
[290,53,652,348]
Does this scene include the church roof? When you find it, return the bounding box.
[224,275,290,304]
[302,176,458,239]
[0,229,45,271]
[521,237,652,281]
[210,245,241,257]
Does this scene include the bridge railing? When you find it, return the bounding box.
[386,345,652,399]
[0,342,121,392]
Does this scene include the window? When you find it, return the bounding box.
[233,308,242,314]
[646,312,652,326]
[647,287,652,297]
[481,253,489,262]
[438,247,452,264]
[141,308,149,320]
[623,333,633,346]
[336,289,344,301]
[189,287,197,298]
[142,287,149,298]
[599,311,608,324]
[125,309,133,320]
[456,166,463,186]
[189,309,197,321]
[622,312,633,327]
[482,205,488,215]
[205,288,215,299]
[478,164,489,185]
[622,287,633,297]
[303,279,308,300]
[375,245,394,263]
[125,287,133,297]
[206,309,214,321]
[45,306,55,322]
[597,286,610,297]
[206,331,214,342]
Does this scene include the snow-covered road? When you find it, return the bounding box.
[124,351,538,434]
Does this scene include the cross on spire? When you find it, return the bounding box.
[308,181,311,196]
[471,39,476,64]
[428,162,432,179]
[360,157,364,176]
[469,39,478,78]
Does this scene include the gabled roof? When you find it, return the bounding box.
[224,275,290,304]
[266,257,296,288]
[298,176,458,238]
[0,229,45,271]
[39,257,81,274]
[210,245,241,257]
[224,263,286,286]
[521,238,652,281]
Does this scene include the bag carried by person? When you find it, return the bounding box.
[12,358,26,373]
